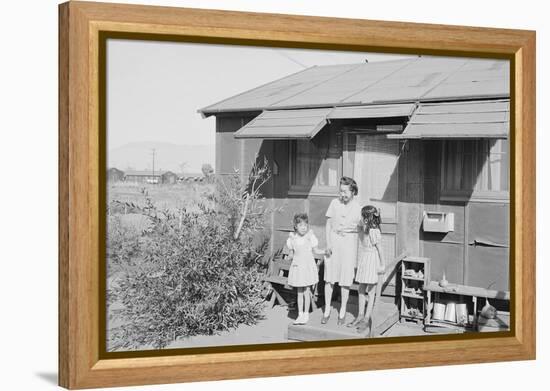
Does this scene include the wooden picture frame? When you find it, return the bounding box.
[59,1,536,389]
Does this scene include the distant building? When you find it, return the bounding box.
[160,171,178,184]
[107,167,124,182]
[124,170,178,184]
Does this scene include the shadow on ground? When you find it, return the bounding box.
[35,372,57,385]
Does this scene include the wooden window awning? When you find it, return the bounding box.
[234,103,415,139]
[388,99,509,139]
[234,108,332,139]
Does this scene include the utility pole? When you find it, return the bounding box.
[151,148,156,179]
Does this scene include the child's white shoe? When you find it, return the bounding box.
[293,313,305,325]
[303,312,309,324]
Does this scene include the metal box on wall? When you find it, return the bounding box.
[422,211,454,233]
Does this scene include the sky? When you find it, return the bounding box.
[106,39,414,151]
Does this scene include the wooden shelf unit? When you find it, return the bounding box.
[399,256,430,322]
[423,281,510,331]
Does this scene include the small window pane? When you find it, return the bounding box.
[442,139,509,195]
[290,130,341,189]
[487,139,509,191]
[292,140,318,186]
[462,140,475,191]
[344,133,357,178]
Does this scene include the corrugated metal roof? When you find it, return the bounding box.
[328,103,416,119]
[200,58,509,115]
[388,100,509,139]
[234,108,332,139]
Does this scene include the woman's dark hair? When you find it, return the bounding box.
[293,213,309,231]
[339,176,358,195]
[361,205,381,234]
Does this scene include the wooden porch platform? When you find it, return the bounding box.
[287,299,399,341]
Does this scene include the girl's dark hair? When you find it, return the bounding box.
[293,213,309,231]
[361,205,381,234]
[340,176,358,195]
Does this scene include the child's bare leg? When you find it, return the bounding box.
[357,284,376,333]
[364,284,376,325]
[324,282,334,316]
[347,284,366,327]
[297,288,304,315]
[357,284,367,318]
[303,287,311,323]
[304,287,311,314]
[339,286,350,319]
[294,288,305,324]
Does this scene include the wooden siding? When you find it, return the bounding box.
[466,201,509,290]
[418,141,509,291]
[216,116,247,175]
[396,140,423,256]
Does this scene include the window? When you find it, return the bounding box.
[290,130,342,193]
[441,139,509,199]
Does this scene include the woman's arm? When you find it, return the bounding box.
[325,218,332,256]
[372,230,385,273]
[374,242,385,274]
[287,249,294,261]
[286,234,294,261]
[312,246,326,257]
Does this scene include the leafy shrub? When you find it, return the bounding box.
[107,160,273,350]
[106,215,142,277]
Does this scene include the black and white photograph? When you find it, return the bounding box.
[105,39,510,352]
[4,0,548,389]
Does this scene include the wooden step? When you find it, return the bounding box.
[287,300,399,341]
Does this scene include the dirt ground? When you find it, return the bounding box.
[168,305,293,348]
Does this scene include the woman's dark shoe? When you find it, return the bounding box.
[356,319,369,333]
[321,313,330,324]
[346,317,364,328]
[337,315,346,326]
[357,318,372,335]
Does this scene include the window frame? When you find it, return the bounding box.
[440,139,510,203]
[287,135,343,196]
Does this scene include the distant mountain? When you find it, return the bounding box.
[108,141,214,174]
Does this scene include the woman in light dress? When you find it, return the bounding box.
[323,177,362,325]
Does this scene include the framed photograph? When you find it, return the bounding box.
[59,1,535,389]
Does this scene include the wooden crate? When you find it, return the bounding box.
[399,256,430,322]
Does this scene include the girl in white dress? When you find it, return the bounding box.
[347,205,385,334]
[286,213,325,325]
